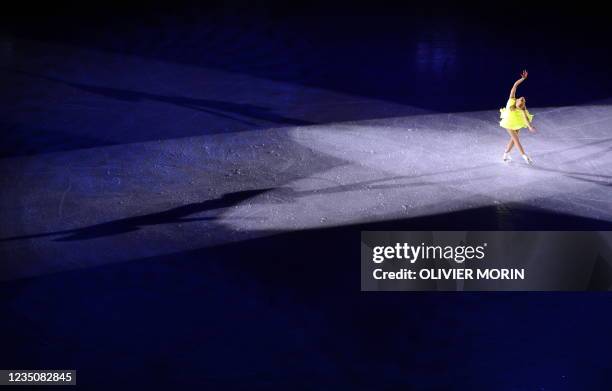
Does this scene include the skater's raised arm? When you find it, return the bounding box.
[509,70,528,100]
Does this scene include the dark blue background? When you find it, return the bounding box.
[1,1,611,389]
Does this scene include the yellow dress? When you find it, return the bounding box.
[499,98,534,130]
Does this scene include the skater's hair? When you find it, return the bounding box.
[510,96,527,110]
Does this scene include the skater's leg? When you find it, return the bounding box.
[502,137,514,162]
[504,138,514,153]
[505,128,533,164]
[505,128,526,155]
[502,131,517,162]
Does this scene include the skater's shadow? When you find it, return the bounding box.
[0,174,494,242]
[0,189,273,242]
[7,69,313,128]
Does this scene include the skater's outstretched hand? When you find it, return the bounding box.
[528,125,537,133]
[510,70,528,98]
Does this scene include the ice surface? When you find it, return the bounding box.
[2,104,611,280]
[1,38,611,280]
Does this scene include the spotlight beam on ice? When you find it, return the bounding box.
[220,108,612,231]
[2,104,611,281]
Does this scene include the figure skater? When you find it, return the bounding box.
[500,70,536,164]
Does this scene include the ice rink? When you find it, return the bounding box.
[1,5,612,387]
[1,39,611,280]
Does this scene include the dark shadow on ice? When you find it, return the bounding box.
[0,189,273,242]
[0,172,497,243]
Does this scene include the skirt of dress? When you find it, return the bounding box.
[499,108,534,130]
